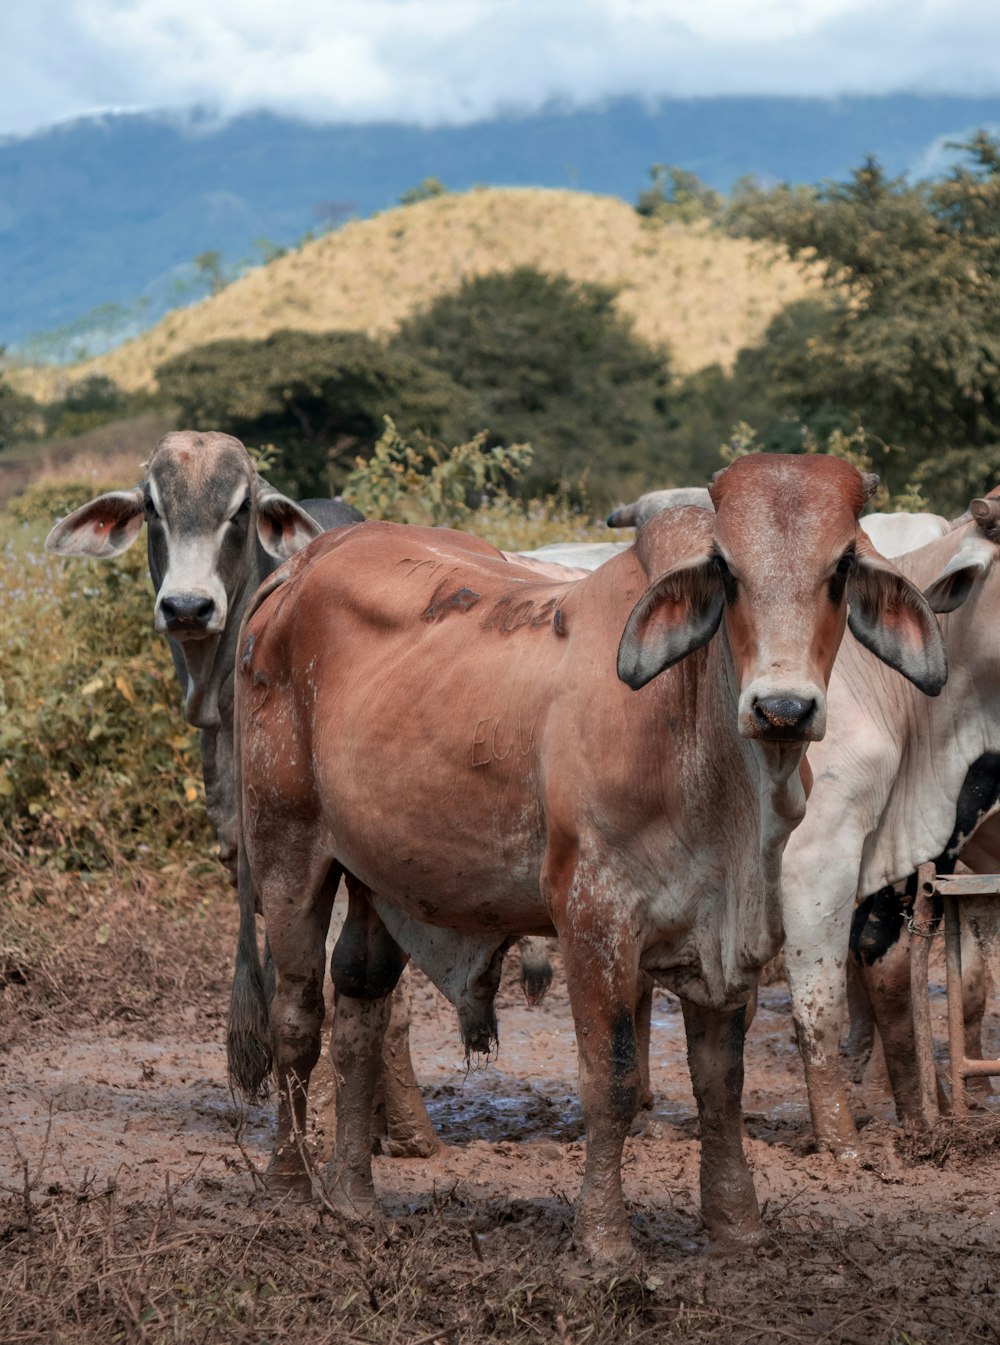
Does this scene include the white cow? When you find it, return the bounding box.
[782,492,1000,1154]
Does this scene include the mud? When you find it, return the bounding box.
[3,893,1000,1342]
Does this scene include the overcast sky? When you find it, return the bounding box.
[3,0,1000,140]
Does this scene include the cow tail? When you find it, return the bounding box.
[227,837,272,1101]
[225,599,276,1102]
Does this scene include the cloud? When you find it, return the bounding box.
[2,0,1000,138]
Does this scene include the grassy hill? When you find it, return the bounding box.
[15,188,823,400]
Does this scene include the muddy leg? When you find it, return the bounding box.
[381,971,441,1157]
[961,920,992,1101]
[682,1000,765,1252]
[842,956,876,1081]
[328,992,391,1216]
[636,973,654,1111]
[326,878,406,1217]
[851,894,926,1124]
[560,934,642,1265]
[265,866,340,1196]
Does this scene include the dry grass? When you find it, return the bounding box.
[12,189,822,401]
[2,861,996,1344]
[2,1175,994,1344]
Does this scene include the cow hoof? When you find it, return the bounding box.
[572,1217,636,1268]
[264,1163,313,1201]
[385,1132,442,1159]
[825,1142,862,1162]
[322,1170,378,1222]
[703,1225,771,1257]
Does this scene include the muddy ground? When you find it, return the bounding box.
[2,882,1000,1344]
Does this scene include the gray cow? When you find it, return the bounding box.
[46,430,440,1159]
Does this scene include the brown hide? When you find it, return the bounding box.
[230,453,945,1263]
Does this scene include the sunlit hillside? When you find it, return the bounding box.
[15,188,823,399]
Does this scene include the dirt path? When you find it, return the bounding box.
[2,895,1000,1342]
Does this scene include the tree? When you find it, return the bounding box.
[391,267,676,502]
[43,375,133,439]
[0,374,38,450]
[636,164,723,225]
[728,134,1000,510]
[155,330,474,497]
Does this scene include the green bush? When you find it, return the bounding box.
[1,486,210,879]
[343,420,533,526]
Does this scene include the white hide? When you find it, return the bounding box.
[861,511,950,557]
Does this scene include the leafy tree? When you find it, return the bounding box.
[728,133,1000,510]
[636,164,723,225]
[42,375,135,439]
[0,375,39,450]
[155,329,474,496]
[391,267,676,502]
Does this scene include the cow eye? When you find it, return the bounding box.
[713,551,738,604]
[144,493,160,520]
[828,549,856,604]
[230,497,251,525]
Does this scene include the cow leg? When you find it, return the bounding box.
[380,971,441,1157]
[842,955,876,1082]
[327,878,406,1218]
[783,871,861,1157]
[558,930,642,1264]
[636,973,654,1111]
[961,920,992,1101]
[263,858,341,1196]
[682,1000,764,1252]
[850,891,925,1124]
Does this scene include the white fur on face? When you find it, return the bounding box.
[151,478,248,637]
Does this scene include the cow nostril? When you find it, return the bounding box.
[161,594,216,627]
[753,695,816,732]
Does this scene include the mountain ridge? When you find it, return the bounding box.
[3,93,999,349]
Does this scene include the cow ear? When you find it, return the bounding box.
[847,553,948,696]
[255,480,323,559]
[45,487,145,558]
[922,535,996,614]
[617,557,724,690]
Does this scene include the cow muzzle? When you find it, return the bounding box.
[156,591,223,638]
[738,685,827,743]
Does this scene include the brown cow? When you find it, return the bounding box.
[228,454,946,1263]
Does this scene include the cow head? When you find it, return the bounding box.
[45,431,323,726]
[617,454,948,744]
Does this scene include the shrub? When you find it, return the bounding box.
[0,485,210,881]
[343,420,533,526]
